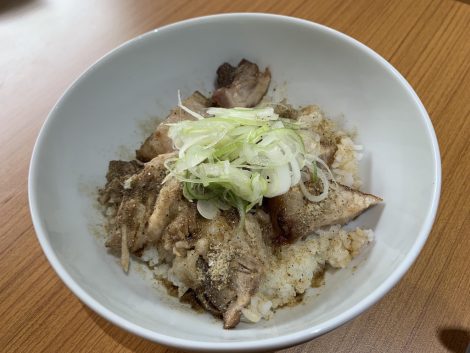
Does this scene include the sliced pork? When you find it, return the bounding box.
[136,91,210,162]
[212,59,271,108]
[102,153,174,271]
[266,181,381,244]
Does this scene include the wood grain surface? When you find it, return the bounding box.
[1,0,469,352]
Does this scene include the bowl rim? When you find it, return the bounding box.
[28,12,441,352]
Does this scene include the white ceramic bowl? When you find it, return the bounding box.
[29,13,441,352]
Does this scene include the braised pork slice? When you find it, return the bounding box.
[147,178,185,242]
[266,182,381,244]
[212,59,271,108]
[136,91,210,162]
[164,208,267,329]
[198,213,266,329]
[99,160,143,208]
[148,177,198,254]
[104,153,175,271]
[222,248,263,328]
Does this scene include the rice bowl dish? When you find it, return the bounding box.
[98,60,381,328]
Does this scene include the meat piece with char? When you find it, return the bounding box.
[212,59,271,108]
[136,91,211,162]
[265,181,381,244]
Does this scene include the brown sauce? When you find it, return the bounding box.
[285,292,305,307]
[311,269,325,288]
[180,290,206,313]
[159,279,206,313]
[263,197,293,245]
[159,278,179,297]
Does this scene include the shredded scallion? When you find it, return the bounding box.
[165,100,331,219]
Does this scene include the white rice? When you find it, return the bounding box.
[332,136,363,189]
[241,226,373,321]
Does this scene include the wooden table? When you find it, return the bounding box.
[1,0,469,352]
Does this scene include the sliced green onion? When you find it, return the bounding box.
[165,99,331,219]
